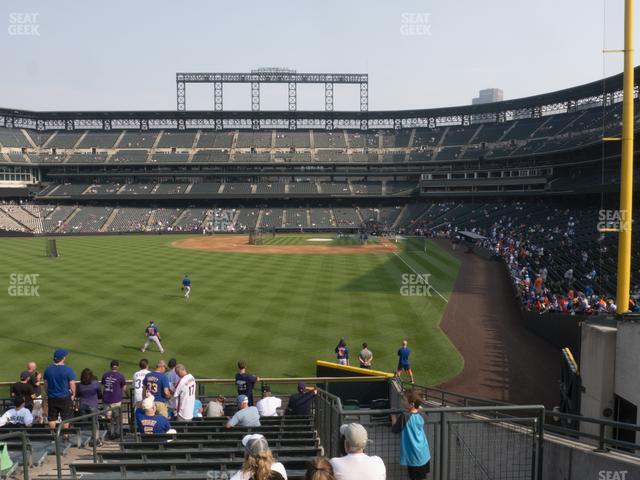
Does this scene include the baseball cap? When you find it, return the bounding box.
[237,394,248,404]
[340,423,368,449]
[53,349,68,361]
[142,396,155,411]
[241,434,269,455]
[297,382,306,392]
[110,360,119,368]
[13,396,25,407]
[20,371,31,380]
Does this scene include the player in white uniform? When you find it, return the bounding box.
[173,364,197,421]
[182,275,191,300]
[132,358,151,405]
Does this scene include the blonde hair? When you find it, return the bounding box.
[305,457,335,480]
[242,450,274,480]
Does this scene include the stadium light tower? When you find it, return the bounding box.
[615,0,635,314]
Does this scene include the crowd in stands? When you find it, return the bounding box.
[402,201,640,316]
[2,347,433,480]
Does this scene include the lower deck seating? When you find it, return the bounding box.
[68,416,316,480]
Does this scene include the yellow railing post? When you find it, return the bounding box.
[616,0,635,315]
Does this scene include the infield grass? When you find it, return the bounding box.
[0,234,462,390]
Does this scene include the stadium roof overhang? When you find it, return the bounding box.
[0,67,637,131]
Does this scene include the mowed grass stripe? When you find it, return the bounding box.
[0,235,462,386]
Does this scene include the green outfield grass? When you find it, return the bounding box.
[0,234,462,389]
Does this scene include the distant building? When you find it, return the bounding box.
[472,88,504,105]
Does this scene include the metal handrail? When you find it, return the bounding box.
[315,386,545,480]
[403,380,640,453]
[0,375,389,388]
[54,405,122,478]
[0,431,30,480]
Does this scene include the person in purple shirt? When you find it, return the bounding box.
[102,360,127,439]
[77,368,101,416]
[335,338,349,366]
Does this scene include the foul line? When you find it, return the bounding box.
[393,251,449,303]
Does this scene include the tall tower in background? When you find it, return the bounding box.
[472,88,504,105]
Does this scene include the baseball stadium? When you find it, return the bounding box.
[0,1,639,479]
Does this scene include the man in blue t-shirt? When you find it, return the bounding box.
[143,360,171,418]
[225,395,260,429]
[235,360,259,406]
[396,340,414,383]
[137,397,172,435]
[43,349,76,430]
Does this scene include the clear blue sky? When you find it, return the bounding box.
[0,0,637,112]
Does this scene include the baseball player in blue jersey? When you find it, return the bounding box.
[141,321,164,353]
[182,275,191,300]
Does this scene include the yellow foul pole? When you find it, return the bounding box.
[616,0,635,314]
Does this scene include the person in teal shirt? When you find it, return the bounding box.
[392,389,431,479]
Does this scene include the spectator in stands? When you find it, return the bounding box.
[76,368,101,416]
[166,358,179,416]
[305,457,335,480]
[193,398,204,419]
[26,361,43,423]
[43,349,76,430]
[0,397,33,428]
[206,396,226,417]
[335,339,349,366]
[226,395,261,429]
[358,343,373,369]
[143,360,171,418]
[330,423,386,480]
[25,361,42,397]
[286,383,317,416]
[235,360,259,406]
[392,390,431,480]
[136,396,175,435]
[230,433,287,480]
[256,385,282,417]
[102,360,127,439]
[10,371,36,411]
[132,358,150,406]
[173,364,196,421]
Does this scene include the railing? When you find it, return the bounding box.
[404,381,640,455]
[54,404,123,478]
[314,387,545,480]
[0,431,30,480]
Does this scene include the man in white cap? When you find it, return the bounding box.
[330,423,386,480]
[225,395,261,429]
[136,396,175,435]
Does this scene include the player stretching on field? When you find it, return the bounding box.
[396,340,414,384]
[141,321,164,353]
[182,275,191,300]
